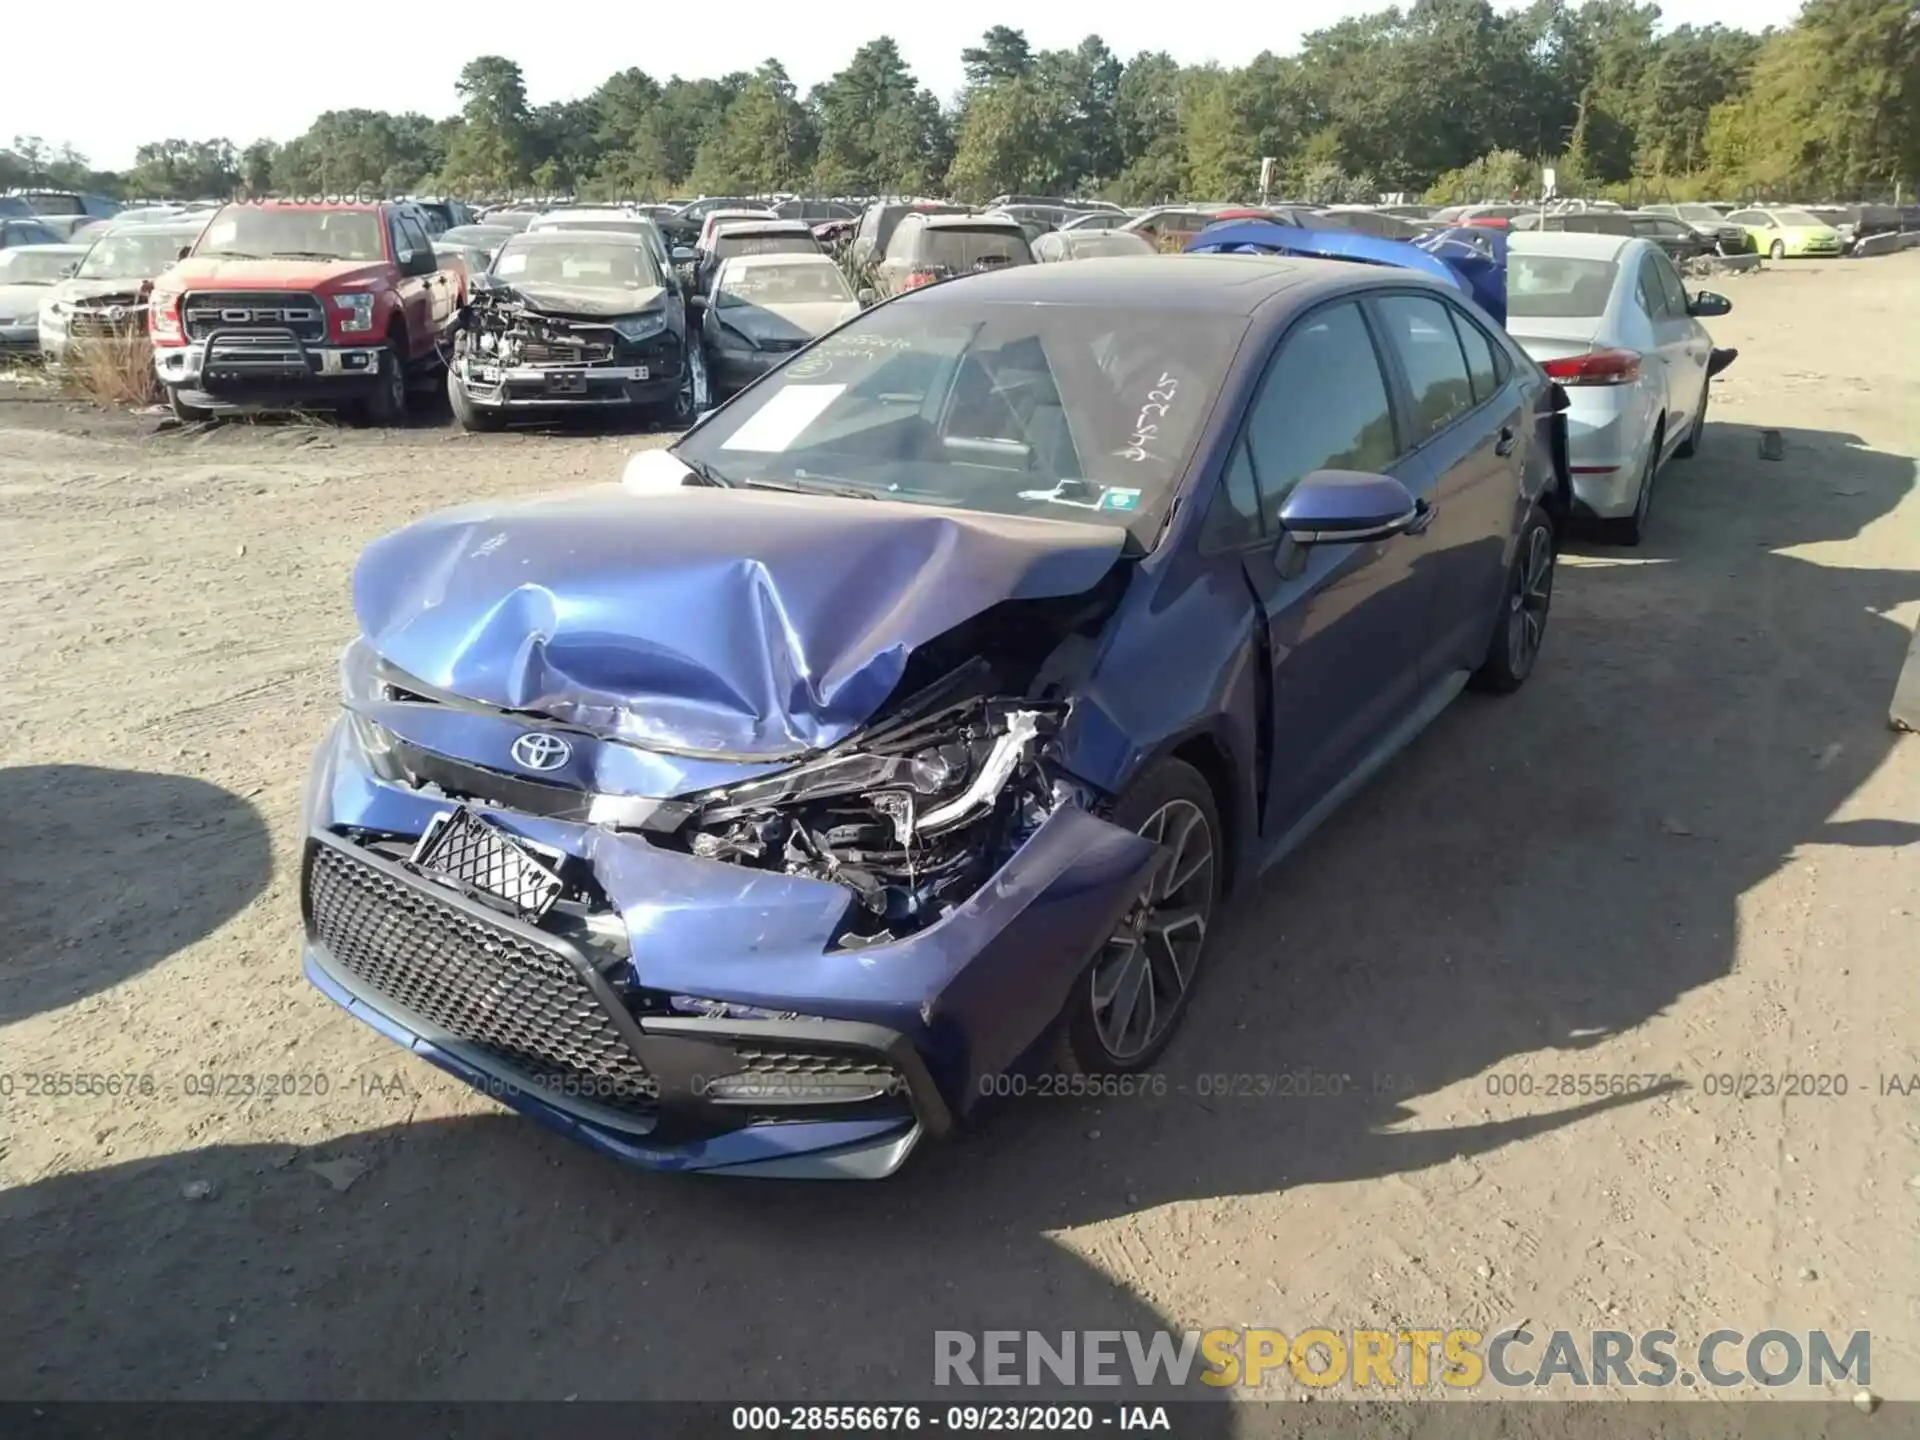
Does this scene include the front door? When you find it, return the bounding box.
[1210,299,1443,835]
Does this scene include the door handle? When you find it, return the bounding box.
[1494,426,1516,457]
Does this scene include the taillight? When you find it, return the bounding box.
[1541,348,1642,386]
[904,269,939,289]
[149,288,183,344]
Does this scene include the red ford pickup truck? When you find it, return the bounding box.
[148,198,464,423]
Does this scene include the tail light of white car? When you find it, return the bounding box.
[1541,348,1642,386]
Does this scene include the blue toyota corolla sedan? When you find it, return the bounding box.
[302,251,1570,1178]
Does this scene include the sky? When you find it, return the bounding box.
[7,0,1806,172]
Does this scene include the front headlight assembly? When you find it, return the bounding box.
[613,312,666,342]
[672,699,1063,941]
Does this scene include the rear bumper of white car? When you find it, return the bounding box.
[1560,386,1659,518]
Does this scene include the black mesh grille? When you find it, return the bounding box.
[183,290,325,342]
[413,808,562,917]
[520,340,613,366]
[306,840,658,1120]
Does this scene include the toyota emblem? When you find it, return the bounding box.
[107,305,127,323]
[510,732,573,772]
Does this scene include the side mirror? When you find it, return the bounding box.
[671,246,696,265]
[177,245,193,261]
[1277,470,1422,547]
[60,261,80,278]
[1687,290,1732,318]
[856,287,877,306]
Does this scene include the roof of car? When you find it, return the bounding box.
[894,253,1385,313]
[504,229,653,248]
[720,251,839,272]
[920,213,1025,231]
[3,242,89,257]
[714,218,813,235]
[1507,230,1638,261]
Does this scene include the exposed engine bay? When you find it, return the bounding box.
[667,678,1060,945]
[454,289,619,368]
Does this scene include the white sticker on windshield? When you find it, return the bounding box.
[718,383,847,453]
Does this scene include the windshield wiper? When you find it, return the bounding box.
[204,250,261,260]
[758,474,880,501]
[268,250,351,261]
[671,452,731,487]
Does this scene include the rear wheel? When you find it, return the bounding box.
[667,344,710,426]
[1470,506,1555,693]
[1605,427,1661,546]
[1060,758,1223,1074]
[1675,385,1707,458]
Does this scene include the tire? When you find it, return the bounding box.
[1675,384,1707,458]
[1604,426,1661,547]
[358,343,408,426]
[666,343,710,426]
[1469,505,1556,694]
[167,387,212,424]
[1769,240,1787,260]
[446,367,504,432]
[1060,757,1224,1075]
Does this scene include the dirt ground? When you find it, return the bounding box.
[1,254,1917,1418]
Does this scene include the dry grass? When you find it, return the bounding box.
[60,337,161,410]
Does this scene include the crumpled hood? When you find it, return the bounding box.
[351,483,1126,759]
[57,278,149,308]
[717,300,859,343]
[169,256,391,291]
[499,281,664,319]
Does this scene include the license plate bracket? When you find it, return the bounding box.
[410,807,564,919]
[547,372,587,395]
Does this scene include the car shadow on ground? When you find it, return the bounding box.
[1,425,1914,1406]
[0,764,271,1026]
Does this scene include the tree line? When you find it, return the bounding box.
[5,0,1915,207]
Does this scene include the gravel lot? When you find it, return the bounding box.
[2,255,1917,1413]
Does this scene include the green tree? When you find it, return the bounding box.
[811,37,948,194]
[127,139,239,199]
[439,56,533,192]
[689,61,815,193]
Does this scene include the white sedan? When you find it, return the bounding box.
[1506,231,1734,544]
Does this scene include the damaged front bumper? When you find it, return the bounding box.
[453,356,680,411]
[299,710,1157,1178]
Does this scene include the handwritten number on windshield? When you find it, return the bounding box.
[1123,373,1178,463]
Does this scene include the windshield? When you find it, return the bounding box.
[196,207,383,261]
[0,249,73,284]
[673,300,1247,543]
[21,193,84,216]
[493,239,660,289]
[1773,209,1826,227]
[77,231,194,280]
[540,217,651,236]
[716,262,853,307]
[916,227,1033,273]
[1508,255,1621,317]
[1676,206,1722,225]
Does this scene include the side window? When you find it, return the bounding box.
[398,217,434,272]
[1239,301,1398,526]
[1202,438,1265,547]
[1448,307,1504,405]
[884,216,922,263]
[1375,293,1476,443]
[1652,252,1690,317]
[1635,257,1668,318]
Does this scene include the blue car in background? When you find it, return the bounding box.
[303,249,1571,1178]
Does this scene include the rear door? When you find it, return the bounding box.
[1650,247,1710,433]
[1205,298,1442,835]
[1632,248,1692,444]
[1369,290,1527,675]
